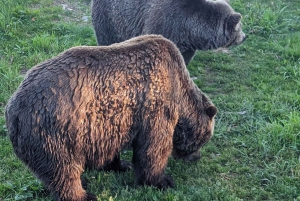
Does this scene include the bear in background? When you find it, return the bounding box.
[5,35,217,201]
[92,0,246,65]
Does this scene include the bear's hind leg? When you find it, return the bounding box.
[49,164,97,201]
[53,175,97,201]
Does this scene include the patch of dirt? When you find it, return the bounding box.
[213,47,231,54]
[53,0,91,24]
[31,0,92,24]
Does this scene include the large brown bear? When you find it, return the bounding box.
[5,35,217,201]
[92,0,246,65]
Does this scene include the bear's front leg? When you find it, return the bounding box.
[182,49,196,65]
[132,119,175,190]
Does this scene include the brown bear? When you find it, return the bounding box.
[92,0,247,65]
[5,35,217,201]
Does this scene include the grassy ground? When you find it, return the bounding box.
[0,0,299,200]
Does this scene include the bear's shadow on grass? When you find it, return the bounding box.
[82,154,203,197]
[32,153,204,199]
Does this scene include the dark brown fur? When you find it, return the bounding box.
[92,0,247,65]
[5,35,217,201]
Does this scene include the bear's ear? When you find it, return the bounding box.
[228,13,242,29]
[206,105,217,118]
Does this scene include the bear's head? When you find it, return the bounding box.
[214,0,247,48]
[223,12,247,47]
[184,0,246,50]
[172,102,217,162]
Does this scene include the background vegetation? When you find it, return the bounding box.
[0,0,299,200]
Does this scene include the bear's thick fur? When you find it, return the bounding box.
[5,35,217,201]
[92,0,246,65]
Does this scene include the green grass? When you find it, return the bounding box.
[0,0,299,200]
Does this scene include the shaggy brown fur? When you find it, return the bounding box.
[5,35,217,201]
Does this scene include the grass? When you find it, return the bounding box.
[0,0,299,200]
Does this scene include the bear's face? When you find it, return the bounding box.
[223,13,246,48]
[172,105,217,162]
[185,0,246,50]
[214,0,246,48]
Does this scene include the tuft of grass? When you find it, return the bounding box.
[0,0,299,200]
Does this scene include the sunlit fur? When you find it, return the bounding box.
[5,35,216,201]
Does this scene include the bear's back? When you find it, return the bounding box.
[5,35,188,146]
